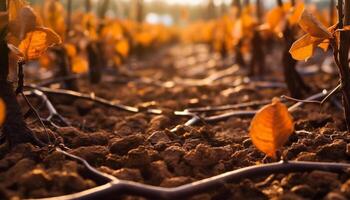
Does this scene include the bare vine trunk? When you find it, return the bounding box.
[337,0,350,130]
[0,1,42,147]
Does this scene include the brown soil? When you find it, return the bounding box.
[1,44,349,200]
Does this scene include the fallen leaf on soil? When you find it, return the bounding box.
[0,99,6,126]
[249,98,294,158]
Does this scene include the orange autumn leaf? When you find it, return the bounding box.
[249,98,294,158]
[115,39,130,58]
[71,56,88,74]
[8,6,39,40]
[298,9,331,38]
[19,27,61,60]
[43,0,66,37]
[288,3,304,26]
[0,99,5,126]
[64,43,77,57]
[266,7,285,32]
[289,34,324,61]
[289,10,336,61]
[8,0,28,21]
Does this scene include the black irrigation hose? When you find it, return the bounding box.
[31,158,350,200]
[25,84,162,115]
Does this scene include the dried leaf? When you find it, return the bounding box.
[43,0,66,37]
[266,7,285,31]
[288,3,304,25]
[72,56,88,74]
[19,27,61,60]
[8,0,28,21]
[249,98,294,158]
[289,34,323,61]
[0,99,5,126]
[299,9,332,38]
[9,6,39,40]
[115,39,129,58]
[64,43,77,57]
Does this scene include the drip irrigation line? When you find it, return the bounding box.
[25,84,162,115]
[184,100,272,113]
[29,154,350,200]
[55,148,116,184]
[24,89,70,127]
[173,90,330,130]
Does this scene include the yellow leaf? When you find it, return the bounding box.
[0,99,5,126]
[115,39,129,58]
[289,34,323,61]
[266,7,285,31]
[318,39,330,52]
[43,0,66,37]
[299,9,332,38]
[64,43,77,57]
[8,6,39,40]
[8,0,28,21]
[288,3,304,26]
[249,98,294,158]
[19,27,61,61]
[72,56,88,74]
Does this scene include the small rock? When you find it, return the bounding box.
[51,171,95,193]
[125,146,151,168]
[147,115,170,132]
[72,131,109,147]
[148,161,172,184]
[242,138,252,148]
[316,140,347,160]
[281,173,304,187]
[162,146,185,167]
[4,158,36,187]
[105,154,124,169]
[307,170,340,190]
[19,168,51,191]
[284,143,307,160]
[112,168,143,182]
[109,134,144,155]
[184,144,232,167]
[74,99,94,115]
[160,176,192,187]
[69,146,108,165]
[340,179,350,197]
[147,131,170,145]
[324,192,347,200]
[296,152,316,161]
[114,113,148,135]
[290,184,315,198]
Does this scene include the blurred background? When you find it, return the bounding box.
[28,0,331,26]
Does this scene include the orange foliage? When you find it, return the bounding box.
[249,98,294,158]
